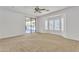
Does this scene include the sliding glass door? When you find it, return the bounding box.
[25,18,36,33]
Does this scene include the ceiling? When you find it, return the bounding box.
[1,6,68,18]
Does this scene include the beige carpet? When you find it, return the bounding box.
[0,33,79,52]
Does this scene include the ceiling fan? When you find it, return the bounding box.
[34,6,49,13]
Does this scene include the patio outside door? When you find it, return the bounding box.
[25,18,36,33]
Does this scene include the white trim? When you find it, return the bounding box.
[63,35,79,41]
[0,33,25,39]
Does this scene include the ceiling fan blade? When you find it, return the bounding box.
[40,9,49,11]
[40,9,46,10]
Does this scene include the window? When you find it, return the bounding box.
[54,18,61,31]
[49,20,54,31]
[45,20,48,30]
[45,16,64,32]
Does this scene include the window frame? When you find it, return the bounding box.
[45,14,64,32]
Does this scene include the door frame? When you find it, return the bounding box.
[25,17,36,33]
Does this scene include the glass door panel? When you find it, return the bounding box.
[31,19,36,32]
[49,20,54,31]
[25,18,36,33]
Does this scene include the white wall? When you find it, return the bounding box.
[36,7,79,41]
[0,8,25,38]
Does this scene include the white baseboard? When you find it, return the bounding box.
[0,33,25,39]
[63,35,79,41]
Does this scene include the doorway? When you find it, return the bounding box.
[25,17,36,33]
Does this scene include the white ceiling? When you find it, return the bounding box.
[1,6,68,18]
